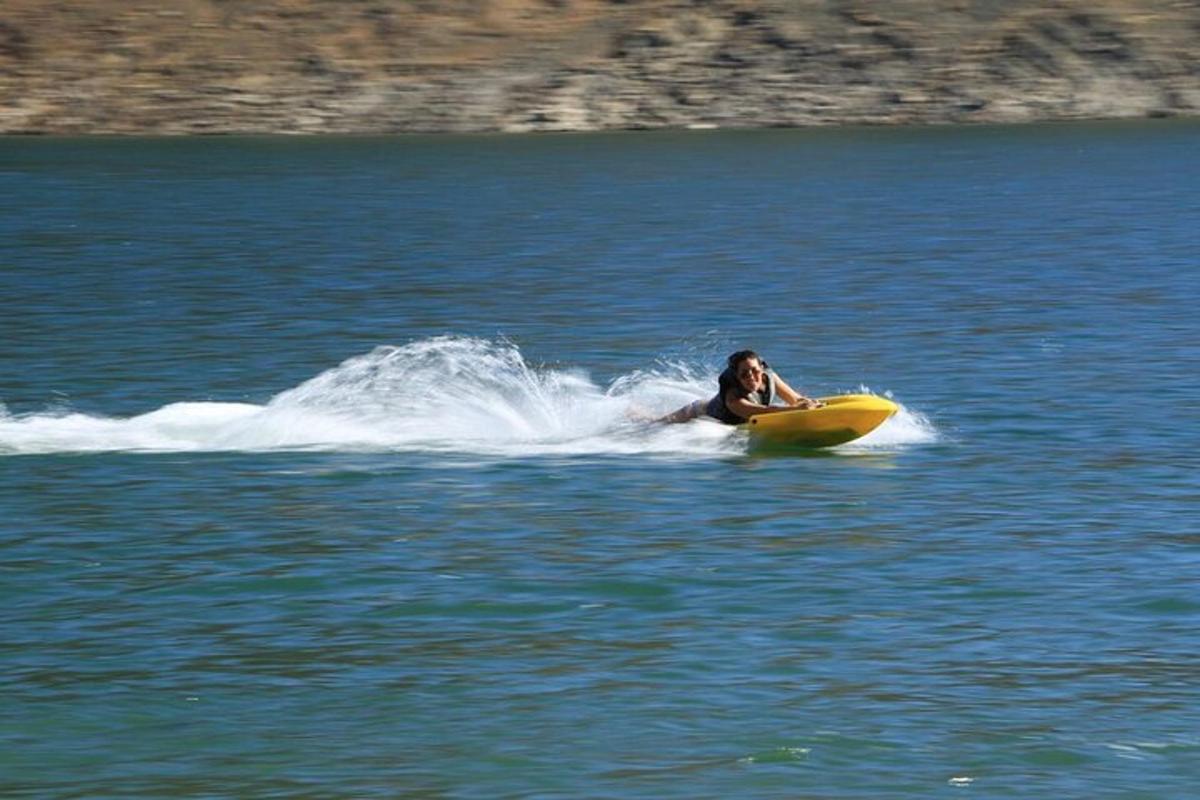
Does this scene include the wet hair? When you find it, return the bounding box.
[727,350,765,372]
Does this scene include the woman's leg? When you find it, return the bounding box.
[659,399,707,424]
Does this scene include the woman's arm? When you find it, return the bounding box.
[724,387,819,420]
[724,394,793,418]
[772,374,823,409]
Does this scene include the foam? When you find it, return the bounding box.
[0,337,934,458]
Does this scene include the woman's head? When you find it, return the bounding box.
[727,350,766,393]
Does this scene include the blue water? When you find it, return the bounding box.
[2,122,1198,798]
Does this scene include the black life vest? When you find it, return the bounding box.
[706,368,777,425]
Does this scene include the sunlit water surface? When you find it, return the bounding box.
[2,123,1198,798]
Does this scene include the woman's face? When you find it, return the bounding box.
[735,358,765,393]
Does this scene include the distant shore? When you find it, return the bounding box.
[3,0,1198,135]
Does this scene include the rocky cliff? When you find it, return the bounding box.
[2,0,1198,134]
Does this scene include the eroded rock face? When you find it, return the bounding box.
[1,0,1197,134]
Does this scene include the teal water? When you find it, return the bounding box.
[2,123,1198,798]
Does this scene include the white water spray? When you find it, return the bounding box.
[0,337,934,457]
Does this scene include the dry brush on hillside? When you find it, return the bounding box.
[2,0,1199,133]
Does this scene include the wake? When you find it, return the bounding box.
[0,336,935,457]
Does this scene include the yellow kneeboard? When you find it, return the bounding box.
[742,394,898,449]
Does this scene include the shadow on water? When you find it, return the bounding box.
[741,442,904,469]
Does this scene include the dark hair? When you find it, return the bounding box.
[727,350,763,372]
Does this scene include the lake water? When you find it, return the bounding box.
[2,122,1198,798]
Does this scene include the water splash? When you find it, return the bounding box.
[835,387,939,451]
[0,336,933,457]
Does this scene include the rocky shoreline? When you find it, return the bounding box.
[2,1,1199,134]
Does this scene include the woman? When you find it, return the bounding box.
[661,349,823,424]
